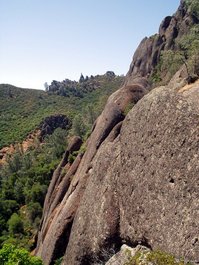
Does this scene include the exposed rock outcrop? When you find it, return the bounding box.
[41,136,83,223]
[105,244,149,265]
[105,244,193,265]
[60,80,199,265]
[36,81,199,265]
[35,1,199,264]
[0,114,71,165]
[126,0,197,85]
[39,114,71,141]
[36,76,149,264]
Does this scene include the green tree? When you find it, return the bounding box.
[45,128,67,159]
[160,24,199,81]
[27,202,42,223]
[85,104,97,125]
[7,213,24,235]
[25,183,47,205]
[160,50,183,77]
[0,243,43,265]
[6,152,23,174]
[72,114,87,138]
[0,200,19,221]
[185,0,199,19]
[177,25,199,77]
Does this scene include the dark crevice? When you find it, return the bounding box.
[79,231,123,265]
[99,231,123,259]
[51,220,74,265]
[123,236,152,251]
[192,238,198,246]
[96,113,125,150]
[169,178,175,184]
[80,235,153,265]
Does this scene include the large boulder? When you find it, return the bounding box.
[61,81,199,264]
[35,1,199,264]
[105,244,150,265]
[118,81,199,262]
[126,0,196,85]
[35,75,149,264]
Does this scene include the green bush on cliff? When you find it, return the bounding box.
[7,213,24,236]
[125,249,192,265]
[151,23,199,85]
[185,0,199,19]
[0,128,68,249]
[0,243,43,265]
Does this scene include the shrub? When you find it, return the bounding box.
[25,183,47,205]
[54,256,63,265]
[7,213,24,236]
[68,153,76,164]
[125,249,192,265]
[185,0,199,19]
[123,102,135,116]
[27,202,42,223]
[0,243,43,264]
[71,114,87,138]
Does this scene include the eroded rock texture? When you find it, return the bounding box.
[36,78,199,265]
[39,114,71,141]
[126,0,197,85]
[36,75,149,264]
[61,81,199,264]
[105,244,150,265]
[35,1,199,264]
[118,82,199,262]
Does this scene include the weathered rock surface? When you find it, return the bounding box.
[36,78,199,265]
[36,76,149,264]
[105,244,149,265]
[60,81,199,264]
[39,114,71,140]
[35,1,199,264]
[41,136,82,222]
[126,0,196,85]
[118,82,199,263]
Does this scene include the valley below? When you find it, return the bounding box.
[0,0,199,264]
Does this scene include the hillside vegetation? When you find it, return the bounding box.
[1,1,199,264]
[0,73,124,251]
[33,1,199,264]
[0,73,124,149]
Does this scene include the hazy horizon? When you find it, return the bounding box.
[0,0,180,90]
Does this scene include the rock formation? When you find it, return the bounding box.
[0,114,71,165]
[35,1,199,264]
[105,244,150,265]
[126,0,197,85]
[39,114,71,141]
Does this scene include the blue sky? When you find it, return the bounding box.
[0,0,180,90]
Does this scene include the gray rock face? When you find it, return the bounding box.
[39,115,71,141]
[35,76,149,264]
[126,0,196,85]
[37,71,199,264]
[118,83,199,262]
[105,244,149,265]
[35,1,199,264]
[61,81,199,265]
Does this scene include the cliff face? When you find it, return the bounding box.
[126,0,197,86]
[60,77,199,265]
[36,1,199,264]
